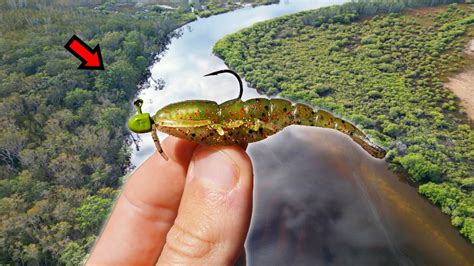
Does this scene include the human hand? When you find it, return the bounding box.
[87,137,254,265]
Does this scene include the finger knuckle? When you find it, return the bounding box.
[165,222,215,260]
[123,191,176,224]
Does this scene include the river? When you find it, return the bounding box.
[130,0,474,265]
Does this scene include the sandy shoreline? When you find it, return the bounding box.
[444,38,474,120]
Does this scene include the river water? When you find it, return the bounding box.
[130,0,474,265]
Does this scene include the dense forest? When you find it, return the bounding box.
[0,0,268,264]
[214,1,474,242]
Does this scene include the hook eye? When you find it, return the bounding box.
[134,98,144,113]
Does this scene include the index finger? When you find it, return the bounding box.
[87,136,198,265]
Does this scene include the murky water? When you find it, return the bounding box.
[247,127,474,265]
[131,0,474,265]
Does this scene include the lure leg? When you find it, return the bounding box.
[152,124,169,161]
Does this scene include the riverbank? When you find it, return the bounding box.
[213,2,474,242]
[192,0,279,18]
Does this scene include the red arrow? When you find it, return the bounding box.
[64,35,104,70]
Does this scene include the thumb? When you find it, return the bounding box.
[158,145,253,265]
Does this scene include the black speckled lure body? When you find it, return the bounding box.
[128,70,386,160]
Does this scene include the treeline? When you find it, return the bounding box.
[301,0,464,23]
[1,0,106,10]
[0,0,193,10]
[277,0,465,27]
[296,0,465,26]
[0,2,195,264]
[214,2,474,242]
[191,0,239,18]
[190,0,278,18]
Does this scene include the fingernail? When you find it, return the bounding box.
[192,148,239,191]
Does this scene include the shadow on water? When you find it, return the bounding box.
[247,126,474,266]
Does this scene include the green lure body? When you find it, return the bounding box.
[128,70,386,160]
[153,98,385,159]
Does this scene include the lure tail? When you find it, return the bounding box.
[278,102,386,159]
[351,133,387,159]
[309,109,386,159]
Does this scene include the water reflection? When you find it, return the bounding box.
[247,127,474,265]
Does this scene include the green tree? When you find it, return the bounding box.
[399,153,442,182]
[75,188,117,233]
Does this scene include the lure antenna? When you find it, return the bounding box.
[204,69,243,99]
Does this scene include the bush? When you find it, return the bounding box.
[400,153,442,182]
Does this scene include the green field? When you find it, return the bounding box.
[214,2,474,242]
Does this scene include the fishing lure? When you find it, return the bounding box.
[128,69,386,160]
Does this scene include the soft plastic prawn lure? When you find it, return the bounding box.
[128,69,386,160]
